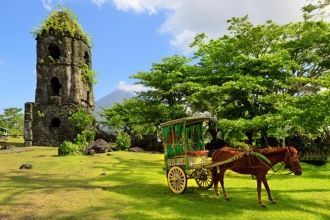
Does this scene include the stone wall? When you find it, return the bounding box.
[35,35,94,108]
[24,32,95,147]
[31,104,84,146]
[24,102,34,146]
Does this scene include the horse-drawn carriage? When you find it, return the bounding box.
[160,117,214,193]
[161,117,302,206]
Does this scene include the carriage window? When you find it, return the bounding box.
[84,51,90,65]
[48,43,60,60]
[51,118,61,128]
[51,77,61,96]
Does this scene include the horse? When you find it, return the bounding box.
[211,146,302,207]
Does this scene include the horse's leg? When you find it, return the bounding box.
[262,177,275,204]
[212,167,220,196]
[257,178,266,207]
[219,170,229,200]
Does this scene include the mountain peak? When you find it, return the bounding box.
[95,89,134,113]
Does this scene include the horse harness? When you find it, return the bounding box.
[213,148,296,179]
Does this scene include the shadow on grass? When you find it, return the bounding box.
[0,154,329,219]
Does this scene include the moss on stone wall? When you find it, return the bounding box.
[32,7,92,46]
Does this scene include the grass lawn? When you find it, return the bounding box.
[0,142,329,219]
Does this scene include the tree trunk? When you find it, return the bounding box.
[260,129,270,148]
[245,131,253,146]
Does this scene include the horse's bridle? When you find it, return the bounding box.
[284,147,299,174]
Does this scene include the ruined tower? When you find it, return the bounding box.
[24,9,94,146]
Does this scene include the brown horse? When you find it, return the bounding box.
[212,146,302,207]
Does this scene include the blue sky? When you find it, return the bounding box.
[0,0,307,113]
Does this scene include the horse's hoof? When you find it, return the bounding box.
[270,200,276,204]
[260,203,267,208]
[225,197,230,201]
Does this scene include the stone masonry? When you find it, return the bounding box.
[24,12,94,146]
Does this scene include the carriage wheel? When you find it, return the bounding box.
[194,168,213,190]
[167,166,187,194]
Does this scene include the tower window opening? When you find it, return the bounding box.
[87,91,90,103]
[51,118,61,128]
[84,51,90,65]
[48,44,60,60]
[51,77,61,96]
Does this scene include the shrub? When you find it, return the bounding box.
[68,108,94,131]
[75,130,95,147]
[58,141,81,155]
[115,132,131,150]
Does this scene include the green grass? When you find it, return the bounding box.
[0,146,329,220]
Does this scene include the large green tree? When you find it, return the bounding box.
[102,6,330,149]
[0,107,24,135]
[187,16,330,147]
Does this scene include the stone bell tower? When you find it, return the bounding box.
[24,9,94,146]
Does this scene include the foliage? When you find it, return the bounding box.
[0,107,24,136]
[187,16,330,147]
[115,132,131,150]
[68,108,94,131]
[60,108,95,156]
[102,5,330,150]
[36,110,45,118]
[102,98,186,137]
[303,0,330,20]
[58,131,95,156]
[75,130,95,148]
[81,63,97,85]
[32,6,92,46]
[58,141,82,156]
[132,55,194,109]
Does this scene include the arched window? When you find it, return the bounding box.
[48,44,60,60]
[84,51,90,65]
[51,118,61,128]
[51,77,61,96]
[87,91,90,103]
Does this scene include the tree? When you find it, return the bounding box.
[0,107,24,135]
[303,0,330,20]
[102,98,187,136]
[188,16,330,147]
[102,8,330,150]
[132,55,194,114]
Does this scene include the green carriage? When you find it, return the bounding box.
[160,117,214,193]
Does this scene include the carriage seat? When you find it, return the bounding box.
[187,150,208,157]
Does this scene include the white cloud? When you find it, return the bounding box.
[41,0,53,11]
[91,0,108,8]
[117,81,148,93]
[110,0,307,53]
[111,0,179,14]
[169,29,197,53]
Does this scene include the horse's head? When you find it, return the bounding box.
[284,147,302,176]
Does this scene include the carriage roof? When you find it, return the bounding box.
[160,116,211,128]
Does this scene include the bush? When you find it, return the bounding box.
[58,141,82,155]
[68,108,94,131]
[115,132,131,150]
[75,130,95,147]
[58,130,95,156]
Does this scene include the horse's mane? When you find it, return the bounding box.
[256,146,296,155]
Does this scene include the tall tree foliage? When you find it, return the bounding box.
[103,8,330,149]
[0,108,24,136]
[189,16,330,146]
